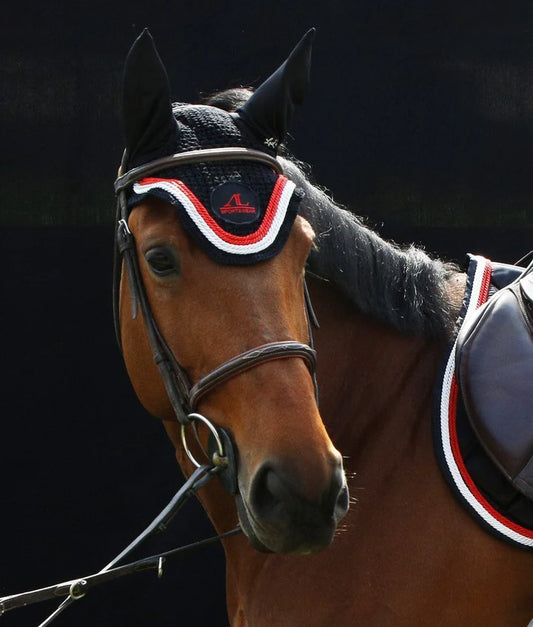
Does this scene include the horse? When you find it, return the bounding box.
[114,29,533,626]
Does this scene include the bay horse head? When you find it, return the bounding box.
[114,29,349,555]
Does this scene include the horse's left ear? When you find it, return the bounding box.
[237,28,315,148]
[122,29,177,167]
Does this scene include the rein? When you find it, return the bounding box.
[0,464,240,624]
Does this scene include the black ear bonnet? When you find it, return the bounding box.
[122,29,314,265]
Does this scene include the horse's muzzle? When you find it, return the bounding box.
[237,456,349,554]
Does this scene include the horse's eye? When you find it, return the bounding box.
[145,247,180,276]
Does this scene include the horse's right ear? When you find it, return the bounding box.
[237,28,315,149]
[122,29,176,167]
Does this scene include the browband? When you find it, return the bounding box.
[115,147,283,194]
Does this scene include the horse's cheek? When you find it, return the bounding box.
[122,313,174,421]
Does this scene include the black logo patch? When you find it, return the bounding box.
[211,182,260,225]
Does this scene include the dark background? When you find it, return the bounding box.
[1,1,532,625]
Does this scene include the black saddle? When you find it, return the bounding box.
[456,259,533,500]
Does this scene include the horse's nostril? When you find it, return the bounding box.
[322,467,349,522]
[264,468,284,500]
[250,466,286,518]
[334,484,350,520]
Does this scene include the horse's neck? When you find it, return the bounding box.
[308,276,447,477]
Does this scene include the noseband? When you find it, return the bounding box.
[113,147,318,466]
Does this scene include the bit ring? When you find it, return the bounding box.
[181,413,225,468]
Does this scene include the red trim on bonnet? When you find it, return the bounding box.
[138,175,290,246]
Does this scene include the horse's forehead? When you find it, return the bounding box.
[129,199,178,231]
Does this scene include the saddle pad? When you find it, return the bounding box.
[433,255,533,550]
[456,264,533,499]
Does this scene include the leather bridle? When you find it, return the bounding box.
[113,146,319,467]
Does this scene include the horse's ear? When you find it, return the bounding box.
[237,28,315,148]
[122,29,176,167]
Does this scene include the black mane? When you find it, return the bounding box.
[203,89,459,340]
[281,158,458,339]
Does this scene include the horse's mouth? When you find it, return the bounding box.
[235,479,349,555]
[235,494,273,553]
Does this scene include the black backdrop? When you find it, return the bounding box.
[1,1,532,625]
[3,0,532,227]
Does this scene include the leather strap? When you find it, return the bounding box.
[189,341,317,410]
[114,147,283,194]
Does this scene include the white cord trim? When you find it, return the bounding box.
[133,178,295,256]
[439,255,533,547]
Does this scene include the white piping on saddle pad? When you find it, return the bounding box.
[438,254,533,548]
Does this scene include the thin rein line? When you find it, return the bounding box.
[0,527,241,621]
[0,464,242,623]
